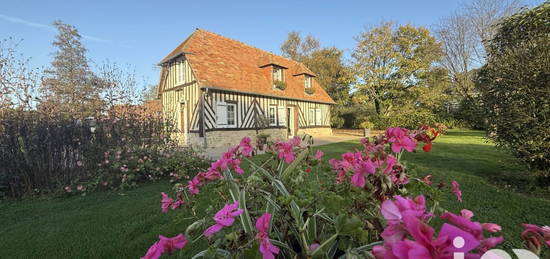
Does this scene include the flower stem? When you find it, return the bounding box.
[310,233,338,257]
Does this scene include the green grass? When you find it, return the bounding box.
[1,130,548,258]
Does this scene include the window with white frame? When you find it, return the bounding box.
[315,108,322,125]
[177,61,184,84]
[174,61,185,85]
[273,66,283,82]
[308,109,315,125]
[216,102,237,127]
[268,106,277,126]
[304,75,312,88]
[278,106,286,126]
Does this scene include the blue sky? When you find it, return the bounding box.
[0,0,533,87]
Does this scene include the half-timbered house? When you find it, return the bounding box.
[157,29,335,149]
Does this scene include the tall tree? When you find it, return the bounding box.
[280,31,320,61]
[434,0,524,101]
[281,32,353,103]
[351,22,443,116]
[40,21,102,116]
[96,60,141,108]
[0,38,41,110]
[281,32,353,127]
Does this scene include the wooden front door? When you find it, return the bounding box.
[287,106,296,137]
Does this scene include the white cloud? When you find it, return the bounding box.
[0,14,130,47]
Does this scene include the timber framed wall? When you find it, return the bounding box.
[160,56,201,137]
[189,89,332,132]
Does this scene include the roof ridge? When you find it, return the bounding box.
[195,28,309,70]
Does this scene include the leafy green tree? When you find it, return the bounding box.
[351,22,443,116]
[280,31,320,62]
[281,32,354,127]
[476,2,550,182]
[40,21,103,117]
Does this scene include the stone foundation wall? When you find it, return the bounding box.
[297,127,333,137]
[184,127,333,151]
[187,133,205,149]
[198,128,287,150]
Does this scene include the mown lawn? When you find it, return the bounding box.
[1,130,548,258]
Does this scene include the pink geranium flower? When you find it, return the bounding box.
[188,177,201,195]
[382,155,397,174]
[141,242,162,259]
[350,158,375,188]
[171,199,184,210]
[204,169,223,181]
[440,212,483,240]
[141,234,188,259]
[289,136,301,146]
[451,181,462,202]
[521,223,550,253]
[203,202,244,237]
[386,127,417,153]
[274,142,296,164]
[158,234,188,254]
[161,192,174,213]
[273,137,302,164]
[256,213,280,259]
[375,214,481,259]
[381,195,432,225]
[314,150,324,160]
[231,159,245,175]
[460,209,474,220]
[161,192,184,213]
[482,223,502,233]
[239,137,254,157]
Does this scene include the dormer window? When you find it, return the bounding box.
[304,75,312,88]
[273,66,283,82]
[272,66,286,90]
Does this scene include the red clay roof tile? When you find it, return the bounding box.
[160,29,335,104]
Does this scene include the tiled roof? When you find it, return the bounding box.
[160,29,335,104]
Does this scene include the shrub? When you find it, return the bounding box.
[368,110,437,130]
[0,108,208,197]
[476,2,550,182]
[79,144,209,193]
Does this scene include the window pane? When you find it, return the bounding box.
[216,104,228,125]
[179,62,184,83]
[227,105,235,125]
[316,108,322,125]
[278,107,286,126]
[269,107,276,125]
[273,67,282,81]
[305,76,311,88]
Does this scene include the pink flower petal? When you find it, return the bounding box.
[141,242,163,259]
[482,223,502,233]
[203,224,224,237]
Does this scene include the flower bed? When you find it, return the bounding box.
[142,125,550,258]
